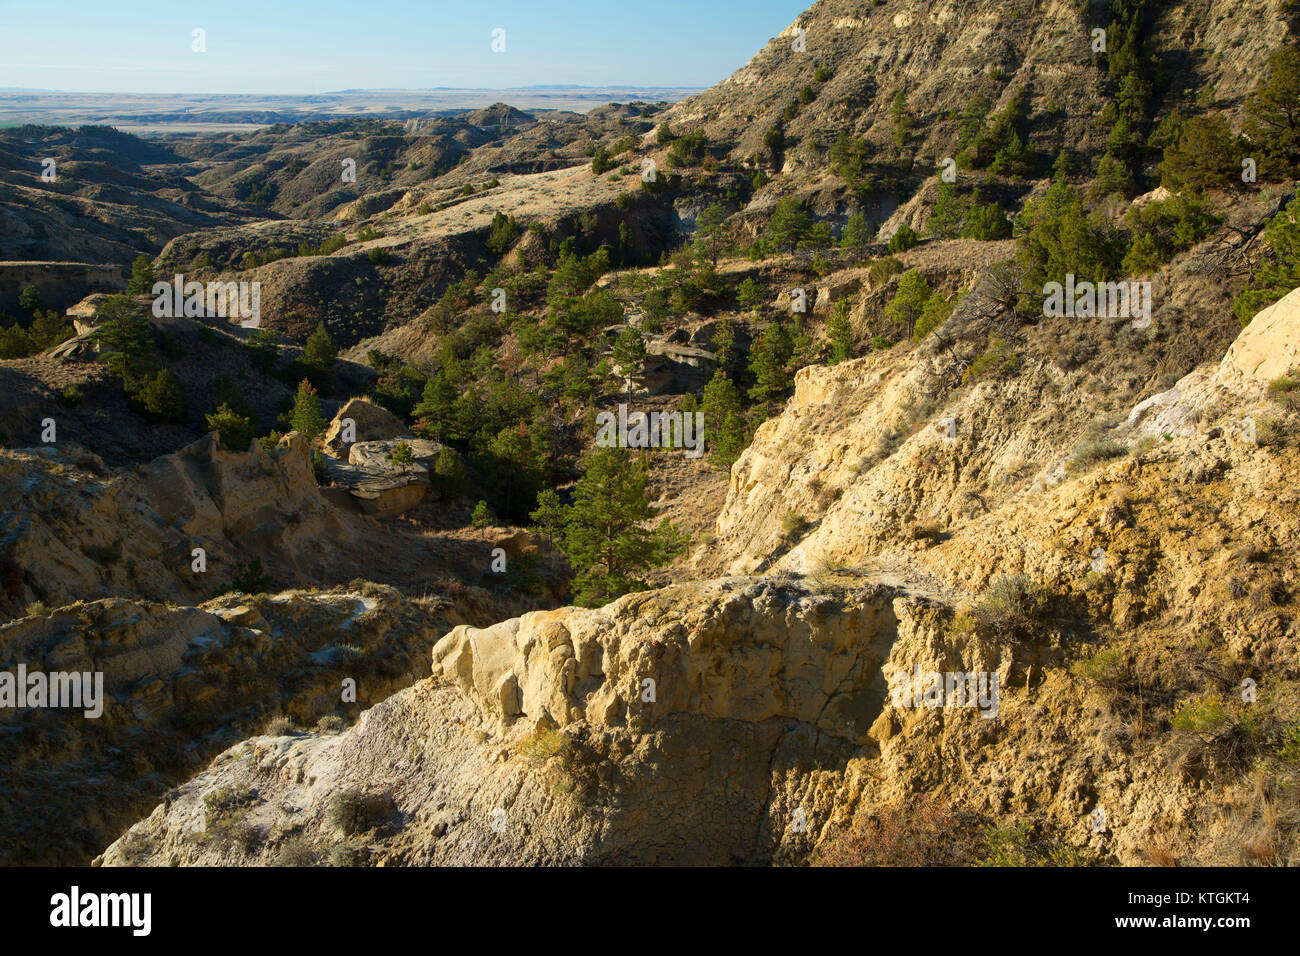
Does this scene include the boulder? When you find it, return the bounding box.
[348,438,441,470]
[323,399,407,457]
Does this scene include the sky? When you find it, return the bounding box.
[0,0,810,94]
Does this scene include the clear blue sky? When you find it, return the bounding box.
[0,0,810,93]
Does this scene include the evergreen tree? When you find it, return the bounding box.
[528,488,566,548]
[701,370,747,469]
[304,322,337,373]
[412,371,458,441]
[929,181,964,238]
[471,499,494,531]
[748,321,794,404]
[884,269,932,340]
[827,299,854,364]
[1246,46,1300,177]
[559,447,686,606]
[767,197,812,253]
[611,325,647,400]
[290,379,326,440]
[430,446,468,500]
[695,202,728,265]
[840,212,872,252]
[132,367,188,423]
[205,403,256,452]
[127,255,156,294]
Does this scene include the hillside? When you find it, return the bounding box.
[3,0,1300,869]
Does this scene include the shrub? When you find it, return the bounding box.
[888,223,920,253]
[206,403,255,452]
[1067,440,1128,474]
[1171,693,1229,734]
[816,797,987,866]
[131,368,188,422]
[869,257,905,287]
[327,789,395,836]
[973,574,1052,636]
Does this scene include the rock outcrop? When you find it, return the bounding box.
[0,584,463,865]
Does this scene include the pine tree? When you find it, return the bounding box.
[929,182,963,239]
[412,371,458,440]
[701,370,747,470]
[559,447,686,606]
[611,325,647,400]
[127,255,156,294]
[695,203,728,265]
[767,197,811,253]
[290,379,326,440]
[471,500,494,532]
[528,488,566,549]
[884,269,932,340]
[827,300,854,364]
[304,322,337,373]
[206,403,255,451]
[840,213,872,252]
[748,321,794,404]
[1246,46,1300,177]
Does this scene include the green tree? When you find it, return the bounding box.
[559,447,686,606]
[1160,115,1242,191]
[17,286,41,317]
[486,212,523,254]
[767,197,812,253]
[962,200,1012,240]
[304,322,337,373]
[736,277,763,310]
[28,310,73,351]
[884,269,932,340]
[694,202,728,265]
[1233,190,1300,325]
[91,294,153,382]
[430,446,468,499]
[471,499,494,531]
[611,325,647,400]
[841,212,872,252]
[913,291,957,342]
[0,324,33,359]
[1246,46,1300,177]
[290,379,326,440]
[388,439,416,469]
[748,321,794,404]
[701,370,747,469]
[132,368,188,423]
[529,488,566,548]
[127,255,156,294]
[412,370,458,441]
[827,299,854,364]
[929,181,964,239]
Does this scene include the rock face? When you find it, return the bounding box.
[0,432,357,618]
[0,584,463,865]
[101,578,960,866]
[1219,285,1300,387]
